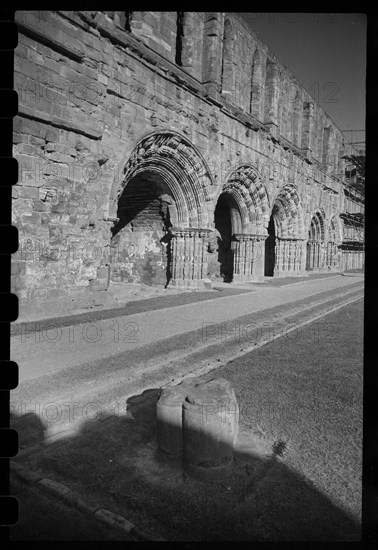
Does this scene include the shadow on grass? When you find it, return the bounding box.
[11,388,361,542]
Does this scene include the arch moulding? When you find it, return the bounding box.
[107,130,216,230]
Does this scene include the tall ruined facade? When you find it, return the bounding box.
[12,12,364,318]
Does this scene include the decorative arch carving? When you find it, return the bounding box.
[308,208,326,241]
[220,164,270,235]
[272,184,305,239]
[109,131,215,229]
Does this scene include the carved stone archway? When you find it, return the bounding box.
[109,131,214,228]
[211,164,270,282]
[325,214,343,270]
[268,184,307,276]
[306,208,326,271]
[107,131,215,288]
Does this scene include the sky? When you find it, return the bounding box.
[242,13,366,147]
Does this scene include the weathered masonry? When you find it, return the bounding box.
[12,11,364,317]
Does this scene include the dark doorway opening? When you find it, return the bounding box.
[111,176,173,286]
[214,194,234,282]
[264,214,275,276]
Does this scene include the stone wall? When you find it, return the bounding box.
[12,11,364,318]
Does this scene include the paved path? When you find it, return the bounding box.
[12,273,363,383]
[10,299,363,542]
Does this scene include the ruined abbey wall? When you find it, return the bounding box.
[12,11,364,318]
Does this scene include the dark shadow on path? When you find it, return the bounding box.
[11,387,361,542]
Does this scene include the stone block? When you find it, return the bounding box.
[21,212,41,225]
[32,199,50,212]
[156,385,187,456]
[183,378,239,481]
[45,128,60,142]
[18,187,40,200]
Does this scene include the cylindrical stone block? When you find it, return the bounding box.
[182,378,239,481]
[156,379,199,456]
[156,386,186,456]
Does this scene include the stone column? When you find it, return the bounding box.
[169,228,212,289]
[233,234,267,282]
[307,240,314,270]
[251,235,267,278]
[232,236,242,280]
[275,238,307,277]
[297,239,307,273]
[332,243,338,268]
[325,241,337,270]
[183,378,239,481]
[275,238,283,274]
[319,241,326,270]
[325,242,330,268]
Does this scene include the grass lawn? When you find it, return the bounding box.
[14,299,363,541]
[217,298,363,524]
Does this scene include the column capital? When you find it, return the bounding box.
[279,237,306,242]
[233,233,268,242]
[170,227,212,237]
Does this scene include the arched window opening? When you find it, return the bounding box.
[221,19,235,99]
[201,13,223,86]
[264,60,279,126]
[175,12,185,66]
[322,126,332,168]
[292,92,301,147]
[125,12,133,32]
[250,49,263,119]
[306,212,325,270]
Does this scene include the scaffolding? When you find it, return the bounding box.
[341,129,365,156]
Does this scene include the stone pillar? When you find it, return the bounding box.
[156,379,198,457]
[182,378,239,481]
[307,240,326,271]
[325,241,338,270]
[169,228,212,289]
[156,386,187,457]
[332,243,339,268]
[232,234,267,282]
[297,239,307,272]
[275,238,281,273]
[319,241,326,270]
[251,235,267,278]
[275,238,307,277]
[307,240,315,270]
[232,234,244,281]
[325,242,330,268]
